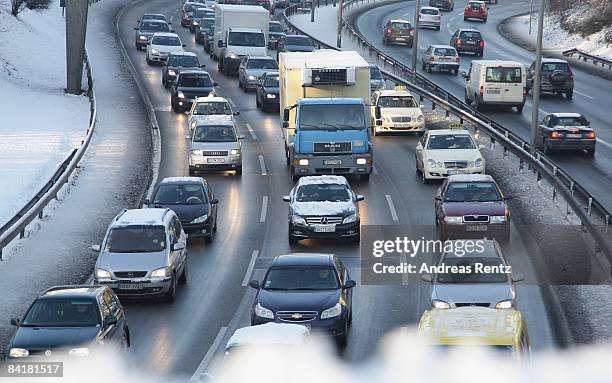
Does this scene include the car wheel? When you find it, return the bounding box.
[566,90,573,99]
[256,95,261,108]
[179,263,188,285]
[421,62,426,70]
[474,94,482,111]
[205,232,213,243]
[454,69,459,75]
[478,50,484,57]
[483,17,487,22]
[146,57,152,65]
[291,166,299,182]
[165,275,177,302]
[348,308,353,325]
[188,166,196,175]
[235,166,243,176]
[238,79,243,89]
[261,102,268,112]
[372,126,378,136]
[352,232,361,244]
[586,148,596,157]
[408,42,413,48]
[464,16,467,21]
[516,104,524,113]
[426,64,431,73]
[336,331,348,349]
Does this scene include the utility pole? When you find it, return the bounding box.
[528,0,533,35]
[411,0,420,81]
[336,0,343,48]
[311,0,315,22]
[65,0,89,94]
[530,0,545,155]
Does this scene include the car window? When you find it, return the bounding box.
[168,55,200,67]
[154,183,207,205]
[263,74,279,87]
[263,266,340,290]
[434,48,457,56]
[391,22,411,29]
[427,134,475,149]
[172,217,183,240]
[378,96,418,108]
[285,36,311,46]
[295,183,350,202]
[443,182,502,202]
[247,59,278,69]
[193,125,237,142]
[468,2,484,8]
[140,22,170,32]
[106,225,167,253]
[485,67,522,83]
[22,299,100,327]
[541,62,570,72]
[369,66,383,80]
[100,292,113,321]
[421,8,439,15]
[152,36,181,46]
[460,31,481,39]
[333,257,346,283]
[228,31,266,47]
[193,101,231,115]
[177,74,212,87]
[269,23,284,33]
[549,115,589,127]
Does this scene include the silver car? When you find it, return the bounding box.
[422,239,522,309]
[188,117,244,175]
[238,55,279,91]
[422,45,460,75]
[93,208,188,302]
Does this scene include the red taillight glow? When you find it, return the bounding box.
[479,86,484,97]
[456,38,462,45]
[479,40,484,47]
[551,132,564,139]
[586,132,596,139]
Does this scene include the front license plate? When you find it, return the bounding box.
[466,225,488,232]
[324,159,342,165]
[396,37,405,41]
[118,284,144,290]
[207,158,225,163]
[314,225,336,233]
[448,169,467,175]
[486,89,501,94]
[566,134,582,138]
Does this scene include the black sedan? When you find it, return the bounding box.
[8,285,130,359]
[162,52,204,88]
[268,21,286,49]
[249,253,356,346]
[147,177,219,242]
[195,17,215,45]
[170,70,217,112]
[256,71,280,112]
[537,113,596,155]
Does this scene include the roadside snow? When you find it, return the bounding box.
[0,1,89,226]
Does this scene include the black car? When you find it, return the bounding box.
[170,70,217,112]
[283,175,364,244]
[8,285,129,359]
[162,52,203,88]
[537,113,596,155]
[256,71,280,112]
[147,177,219,241]
[450,28,484,56]
[268,21,286,49]
[277,35,315,58]
[190,8,215,33]
[195,17,215,45]
[249,253,356,346]
[204,25,216,54]
[134,19,171,50]
[527,58,574,99]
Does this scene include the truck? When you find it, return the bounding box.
[213,4,269,75]
[279,50,376,181]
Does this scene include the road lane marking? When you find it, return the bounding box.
[227,97,237,108]
[597,138,612,150]
[372,165,379,175]
[242,250,260,286]
[385,194,399,221]
[260,196,268,223]
[191,326,228,381]
[153,105,172,112]
[246,123,258,140]
[574,90,594,100]
[259,154,267,175]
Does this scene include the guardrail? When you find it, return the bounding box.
[282,0,612,260]
[0,50,97,260]
[562,48,612,70]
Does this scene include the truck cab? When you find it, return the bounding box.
[218,27,267,75]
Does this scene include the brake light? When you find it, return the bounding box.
[456,38,462,45]
[586,132,596,139]
[387,27,391,34]
[479,40,484,47]
[551,132,564,139]
[479,86,484,97]
[455,57,460,63]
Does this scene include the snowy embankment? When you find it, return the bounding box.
[0,1,89,226]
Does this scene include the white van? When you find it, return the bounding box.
[462,60,526,113]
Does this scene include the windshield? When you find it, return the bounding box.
[269,23,284,33]
[300,104,365,130]
[152,36,181,46]
[140,22,170,32]
[106,226,166,253]
[193,125,237,142]
[263,266,339,290]
[153,183,207,205]
[427,134,475,149]
[228,31,266,47]
[168,55,200,67]
[247,59,278,69]
[200,18,214,29]
[263,74,279,87]
[295,183,350,202]
[177,74,212,87]
[421,8,439,15]
[434,48,457,56]
[370,66,383,80]
[444,182,502,203]
[549,115,588,126]
[285,36,311,46]
[194,8,209,17]
[485,67,522,83]
[378,96,417,108]
[469,2,484,8]
[390,22,411,29]
[460,31,481,39]
[22,299,100,327]
[193,101,231,115]
[436,257,509,283]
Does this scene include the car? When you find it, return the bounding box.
[268,21,286,49]
[255,71,280,112]
[238,55,278,91]
[277,35,316,57]
[369,64,385,93]
[188,118,244,175]
[429,0,453,11]
[190,8,215,33]
[382,19,414,46]
[93,208,188,302]
[463,60,526,113]
[162,52,203,88]
[526,58,574,99]
[225,323,310,355]
[371,89,425,135]
[415,128,485,183]
[418,7,442,30]
[422,45,460,74]
[188,96,239,132]
[195,17,215,45]
[283,175,364,244]
[537,113,596,155]
[204,25,216,53]
[434,174,511,242]
[422,239,521,309]
[248,253,356,346]
[134,19,171,50]
[146,32,185,65]
[464,1,487,22]
[138,13,167,24]
[8,285,130,359]
[450,28,484,56]
[170,70,217,112]
[180,2,201,27]
[147,177,219,242]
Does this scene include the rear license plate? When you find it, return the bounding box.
[314,225,336,233]
[118,284,144,290]
[486,89,501,94]
[324,159,342,165]
[448,169,467,175]
[466,225,488,232]
[207,158,225,163]
[566,134,582,138]
[466,41,476,45]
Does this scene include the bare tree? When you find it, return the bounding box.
[11,0,27,16]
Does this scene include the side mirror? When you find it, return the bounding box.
[511,274,525,282]
[171,243,185,251]
[374,106,381,120]
[421,274,433,283]
[343,280,357,289]
[104,315,118,327]
[434,195,442,201]
[10,318,20,326]
[91,244,101,252]
[416,142,422,149]
[233,111,240,116]
[248,280,261,289]
[283,107,290,122]
[238,134,246,140]
[503,192,513,200]
[143,198,150,206]
[356,194,365,202]
[282,195,290,202]
[210,198,219,204]
[213,81,218,86]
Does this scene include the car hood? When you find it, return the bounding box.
[258,289,340,312]
[244,69,272,77]
[292,201,356,217]
[190,141,239,151]
[424,149,481,161]
[285,45,315,52]
[11,326,100,350]
[168,65,200,72]
[432,283,513,307]
[97,250,167,273]
[381,108,422,118]
[442,201,506,216]
[150,203,209,223]
[177,86,214,97]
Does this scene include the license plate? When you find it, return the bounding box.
[118,284,144,290]
[486,89,501,94]
[207,158,225,163]
[324,159,342,165]
[448,169,467,175]
[466,225,488,232]
[396,37,405,41]
[314,225,336,233]
[467,41,476,45]
[566,134,582,138]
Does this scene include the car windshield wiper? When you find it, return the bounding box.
[300,123,340,131]
[334,124,362,130]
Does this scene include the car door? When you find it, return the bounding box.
[334,256,352,312]
[167,221,180,274]
[171,217,187,273]
[103,290,126,343]
[415,132,427,169]
[450,30,458,46]
[205,182,217,226]
[435,180,448,222]
[99,292,118,344]
[538,115,549,144]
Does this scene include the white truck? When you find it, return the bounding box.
[213,4,269,75]
[462,60,526,113]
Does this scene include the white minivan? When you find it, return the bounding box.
[462,60,526,113]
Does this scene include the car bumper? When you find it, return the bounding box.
[377,120,425,132]
[292,153,372,176]
[252,315,348,339]
[429,62,460,70]
[539,83,573,93]
[388,36,413,44]
[423,167,484,179]
[464,13,486,19]
[190,155,242,170]
[182,221,212,237]
[456,44,482,53]
[290,221,360,239]
[94,278,172,297]
[545,139,596,151]
[419,21,441,28]
[440,222,510,240]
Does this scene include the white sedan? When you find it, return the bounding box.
[371,89,425,136]
[146,32,185,65]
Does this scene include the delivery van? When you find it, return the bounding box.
[462,60,526,113]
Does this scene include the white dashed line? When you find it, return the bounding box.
[260,196,268,223]
[385,194,399,221]
[246,123,258,140]
[241,250,260,286]
[258,154,267,175]
[574,90,594,100]
[227,97,237,108]
[372,165,380,175]
[191,326,228,381]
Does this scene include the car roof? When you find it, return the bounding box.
[273,253,335,267]
[285,34,310,39]
[429,44,456,50]
[299,97,363,105]
[549,112,583,118]
[159,176,204,185]
[226,323,309,349]
[458,28,481,33]
[376,89,414,97]
[194,96,229,103]
[247,55,276,60]
[447,174,495,183]
[152,32,180,37]
[428,129,471,135]
[41,285,106,299]
[540,58,569,63]
[389,19,411,23]
[141,19,168,24]
[467,0,486,3]
[442,239,499,259]
[194,116,235,126]
[169,51,198,57]
[178,69,210,76]
[113,208,170,227]
[297,175,349,186]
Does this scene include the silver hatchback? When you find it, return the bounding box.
[188,117,244,175]
[422,45,460,75]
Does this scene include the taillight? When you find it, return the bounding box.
[455,56,460,63]
[586,132,596,139]
[456,38,462,45]
[479,86,484,97]
[551,132,564,139]
[523,87,527,96]
[479,40,484,47]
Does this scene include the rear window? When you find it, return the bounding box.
[378,96,418,108]
[152,36,181,46]
[468,2,484,8]
[264,74,279,87]
[391,22,411,29]
[541,62,570,72]
[285,36,311,46]
[549,115,589,127]
[460,31,481,39]
[421,8,439,15]
[140,22,170,32]
[485,67,522,83]
[269,23,284,33]
[434,48,457,56]
[106,226,167,253]
[247,59,278,69]
[168,55,199,67]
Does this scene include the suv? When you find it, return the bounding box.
[93,208,188,302]
[422,45,460,74]
[188,117,244,175]
[450,28,484,56]
[429,0,453,11]
[195,17,215,45]
[255,71,280,112]
[162,52,203,88]
[268,21,286,49]
[382,19,414,46]
[537,113,596,155]
[8,286,130,359]
[464,1,487,22]
[170,70,217,112]
[526,58,574,99]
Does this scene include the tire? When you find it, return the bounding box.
[566,90,573,99]
[235,166,242,176]
[407,42,413,48]
[464,16,467,21]
[352,232,361,244]
[360,173,371,181]
[586,148,595,157]
[163,78,169,89]
[165,275,177,302]
[238,79,243,89]
[146,57,152,65]
[478,50,484,57]
[436,26,440,31]
[179,263,188,285]
[426,64,432,73]
[474,94,482,111]
[291,166,299,182]
[188,166,196,175]
[453,69,459,75]
[483,17,487,23]
[516,104,524,113]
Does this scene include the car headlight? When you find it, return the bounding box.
[191,149,203,156]
[95,268,111,279]
[168,69,176,76]
[417,115,424,122]
[139,35,147,40]
[9,348,29,358]
[228,52,238,59]
[193,21,199,26]
[298,158,309,166]
[255,302,274,319]
[68,348,90,357]
[495,300,513,309]
[353,140,364,147]
[320,303,342,319]
[191,214,208,224]
[432,300,450,309]
[266,93,276,99]
[151,267,169,278]
[444,216,463,224]
[356,158,367,165]
[151,49,159,54]
[291,214,307,226]
[343,213,358,224]
[230,149,240,155]
[427,159,437,168]
[190,120,197,129]
[475,158,483,167]
[490,215,506,223]
[248,75,257,80]
[177,91,186,99]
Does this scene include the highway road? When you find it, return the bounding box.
[354,0,612,211]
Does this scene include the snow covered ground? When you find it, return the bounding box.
[0,1,90,226]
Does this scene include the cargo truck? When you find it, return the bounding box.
[279,50,376,181]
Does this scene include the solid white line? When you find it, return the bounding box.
[191,326,228,381]
[260,196,268,223]
[246,123,258,140]
[574,90,594,100]
[227,97,237,108]
[241,250,260,286]
[372,165,379,175]
[385,194,399,221]
[597,138,612,150]
[259,154,267,175]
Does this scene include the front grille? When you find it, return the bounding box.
[114,271,147,278]
[455,303,491,308]
[463,215,489,223]
[391,116,412,123]
[277,311,318,322]
[444,161,468,169]
[201,150,228,156]
[305,216,344,225]
[313,142,352,154]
